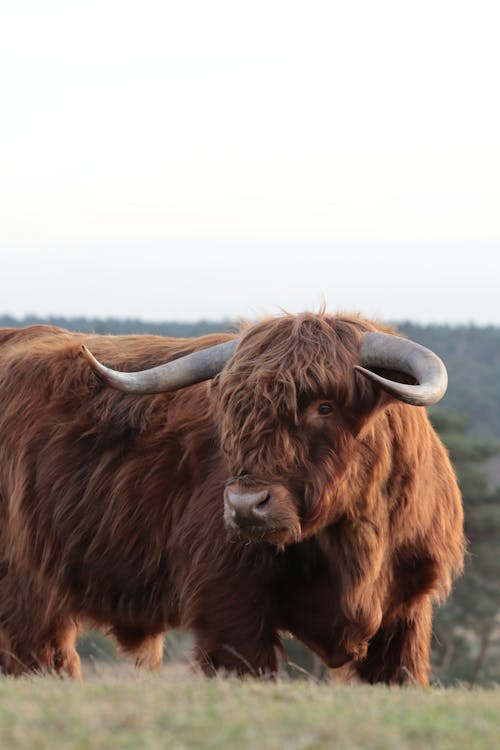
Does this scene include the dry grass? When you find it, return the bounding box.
[0,665,498,750]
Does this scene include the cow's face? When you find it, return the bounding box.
[213,314,380,545]
[221,396,361,546]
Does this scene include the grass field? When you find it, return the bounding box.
[0,666,498,750]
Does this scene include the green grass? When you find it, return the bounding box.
[0,667,498,750]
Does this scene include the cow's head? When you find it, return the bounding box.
[82,313,447,546]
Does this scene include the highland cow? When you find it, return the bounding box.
[0,313,464,684]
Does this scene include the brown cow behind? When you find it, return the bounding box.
[0,313,464,684]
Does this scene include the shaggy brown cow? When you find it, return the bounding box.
[0,313,464,684]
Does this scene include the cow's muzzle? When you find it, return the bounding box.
[225,488,272,528]
[223,481,301,545]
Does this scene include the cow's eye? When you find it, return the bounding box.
[318,403,333,416]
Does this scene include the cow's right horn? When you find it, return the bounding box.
[81,339,239,394]
[355,331,448,407]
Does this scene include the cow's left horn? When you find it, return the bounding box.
[354,332,448,406]
[81,339,239,394]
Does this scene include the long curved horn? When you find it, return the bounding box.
[354,332,448,406]
[81,339,239,394]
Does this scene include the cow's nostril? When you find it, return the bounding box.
[255,494,271,511]
[226,488,273,526]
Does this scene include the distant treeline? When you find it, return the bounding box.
[399,322,500,440]
[3,314,500,439]
[0,314,235,338]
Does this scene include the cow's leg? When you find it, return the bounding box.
[275,557,353,671]
[355,597,433,686]
[131,633,164,669]
[189,595,280,677]
[322,519,387,661]
[0,564,82,677]
[113,626,164,669]
[192,627,280,677]
[0,626,32,676]
[45,619,83,680]
[0,567,32,674]
[0,619,81,678]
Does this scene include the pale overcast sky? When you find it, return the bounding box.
[1,1,498,324]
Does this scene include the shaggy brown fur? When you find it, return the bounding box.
[0,314,464,684]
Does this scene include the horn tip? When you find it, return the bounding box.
[81,344,98,368]
[80,345,109,384]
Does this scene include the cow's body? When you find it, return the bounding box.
[0,315,464,684]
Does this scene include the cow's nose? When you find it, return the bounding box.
[225,488,272,527]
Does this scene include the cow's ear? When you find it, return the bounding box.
[348,376,394,436]
[355,364,425,413]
